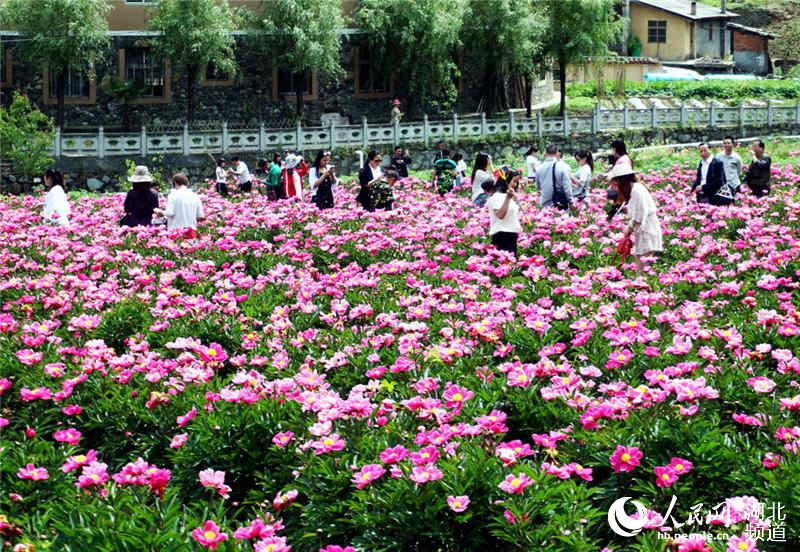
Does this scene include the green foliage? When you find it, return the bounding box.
[770,17,800,63]
[1,0,110,126]
[626,33,642,57]
[0,91,55,182]
[543,96,597,116]
[253,0,344,117]
[542,0,622,115]
[568,79,800,103]
[356,0,467,116]
[461,0,547,114]
[148,0,237,123]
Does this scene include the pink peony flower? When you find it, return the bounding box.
[192,520,228,550]
[198,343,228,364]
[273,489,298,511]
[76,461,109,488]
[409,464,443,484]
[352,463,386,489]
[667,457,693,476]
[746,376,775,394]
[726,535,757,552]
[272,431,294,448]
[654,466,679,488]
[61,450,98,473]
[18,463,49,481]
[311,434,346,455]
[198,468,231,499]
[447,495,470,512]
[498,472,533,494]
[53,428,82,445]
[379,445,409,464]
[610,445,643,473]
[762,452,781,469]
[170,433,188,449]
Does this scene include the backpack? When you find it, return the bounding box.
[551,163,568,210]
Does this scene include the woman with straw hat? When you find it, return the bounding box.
[122,165,159,227]
[608,164,662,271]
[282,154,305,200]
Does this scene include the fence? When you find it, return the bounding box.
[54,101,800,158]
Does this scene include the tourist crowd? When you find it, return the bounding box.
[41,135,772,271]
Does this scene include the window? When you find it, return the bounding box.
[48,66,90,99]
[648,20,667,44]
[277,69,312,96]
[201,61,234,87]
[124,47,165,98]
[1,48,12,87]
[272,68,317,100]
[355,47,391,96]
[43,64,95,105]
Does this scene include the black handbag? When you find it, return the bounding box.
[551,163,568,210]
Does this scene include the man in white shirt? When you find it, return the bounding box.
[155,173,204,239]
[715,136,743,195]
[229,156,252,193]
[535,145,573,209]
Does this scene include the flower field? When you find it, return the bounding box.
[2,152,800,552]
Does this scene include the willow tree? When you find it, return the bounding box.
[462,0,547,115]
[148,0,237,124]
[1,0,109,128]
[356,0,467,116]
[542,0,622,115]
[253,0,344,118]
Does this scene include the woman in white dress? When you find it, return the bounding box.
[609,164,662,271]
[42,169,70,228]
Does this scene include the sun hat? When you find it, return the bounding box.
[392,99,401,106]
[285,154,301,170]
[129,165,154,183]
[607,163,636,180]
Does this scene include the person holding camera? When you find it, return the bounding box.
[535,145,573,210]
[309,150,339,209]
[488,168,523,257]
[357,150,384,211]
[390,146,412,178]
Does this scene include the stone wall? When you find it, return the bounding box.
[13,123,795,195]
[0,35,554,130]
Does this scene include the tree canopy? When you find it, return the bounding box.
[542,0,622,115]
[0,91,55,185]
[1,0,110,128]
[253,0,344,117]
[355,0,467,116]
[462,0,547,115]
[148,0,237,124]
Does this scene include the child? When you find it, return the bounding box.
[433,157,457,196]
[215,158,228,196]
[473,178,493,208]
[453,152,467,187]
[570,150,593,203]
[370,169,397,211]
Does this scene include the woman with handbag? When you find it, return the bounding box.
[122,165,159,227]
[609,164,662,271]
